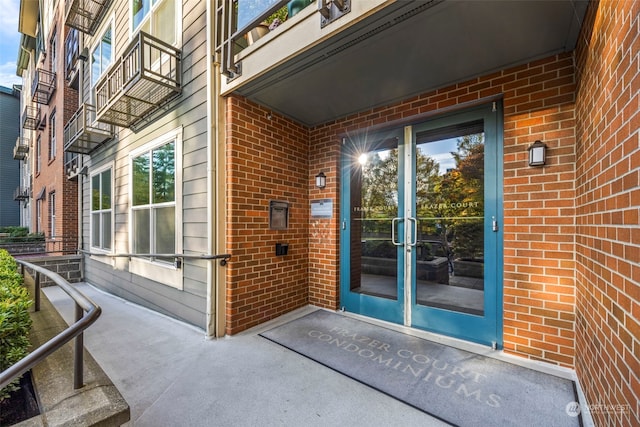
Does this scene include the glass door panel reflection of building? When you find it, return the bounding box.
[350,142,400,301]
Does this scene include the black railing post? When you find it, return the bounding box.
[35,271,41,312]
[74,302,84,389]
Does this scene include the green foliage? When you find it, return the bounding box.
[0,249,32,401]
[0,227,44,243]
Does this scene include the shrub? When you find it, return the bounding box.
[0,249,32,401]
[0,228,44,244]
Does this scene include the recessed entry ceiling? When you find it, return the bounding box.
[235,0,588,127]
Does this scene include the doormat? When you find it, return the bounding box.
[260,310,581,427]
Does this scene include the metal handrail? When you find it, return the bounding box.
[79,249,231,266]
[0,259,101,390]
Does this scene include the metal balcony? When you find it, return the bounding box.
[64,104,114,154]
[64,152,83,180]
[95,31,181,129]
[13,137,30,160]
[22,106,41,130]
[32,68,56,105]
[65,0,114,36]
[14,186,29,201]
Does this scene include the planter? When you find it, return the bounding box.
[453,258,484,278]
[246,23,270,45]
[361,256,449,285]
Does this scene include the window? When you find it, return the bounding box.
[50,28,57,74]
[49,192,56,237]
[91,167,113,250]
[132,141,175,261]
[91,24,113,89]
[129,128,182,288]
[36,199,42,233]
[36,136,41,173]
[131,0,178,46]
[49,110,56,160]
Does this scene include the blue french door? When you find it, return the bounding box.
[340,103,503,347]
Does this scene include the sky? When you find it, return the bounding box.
[0,0,22,89]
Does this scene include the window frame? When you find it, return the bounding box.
[90,163,114,253]
[128,127,183,289]
[49,191,56,238]
[36,135,41,174]
[90,17,114,104]
[50,27,57,75]
[36,199,42,234]
[129,0,182,47]
[49,109,56,161]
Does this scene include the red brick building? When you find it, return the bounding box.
[223,1,639,424]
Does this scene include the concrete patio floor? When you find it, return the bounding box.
[42,283,593,426]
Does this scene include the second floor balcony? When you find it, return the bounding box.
[95,31,182,129]
[13,186,30,201]
[32,68,56,105]
[13,137,30,160]
[65,0,114,36]
[22,106,43,130]
[64,104,114,154]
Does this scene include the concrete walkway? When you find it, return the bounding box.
[43,283,447,426]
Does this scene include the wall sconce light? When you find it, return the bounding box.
[528,140,547,166]
[315,171,326,189]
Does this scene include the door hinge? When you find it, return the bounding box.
[342,220,346,230]
[492,216,499,232]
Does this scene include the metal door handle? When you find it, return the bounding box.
[408,217,417,246]
[392,217,403,246]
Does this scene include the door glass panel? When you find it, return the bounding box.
[415,124,485,315]
[350,139,399,300]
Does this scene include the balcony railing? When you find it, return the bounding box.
[65,28,82,87]
[13,186,30,201]
[13,137,30,160]
[65,152,83,180]
[65,0,113,36]
[95,31,181,129]
[22,106,41,130]
[32,68,56,104]
[64,104,114,154]
[214,0,347,79]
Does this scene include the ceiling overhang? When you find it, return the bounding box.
[18,0,38,37]
[232,0,589,126]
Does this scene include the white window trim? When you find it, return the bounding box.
[89,162,115,256]
[128,127,183,289]
[129,0,182,47]
[90,15,115,105]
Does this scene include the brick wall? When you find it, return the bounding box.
[31,2,78,250]
[19,254,83,286]
[225,96,310,334]
[574,1,640,425]
[309,53,578,367]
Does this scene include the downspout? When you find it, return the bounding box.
[206,0,228,338]
[205,0,219,338]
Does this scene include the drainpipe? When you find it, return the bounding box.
[205,0,214,338]
[205,0,226,338]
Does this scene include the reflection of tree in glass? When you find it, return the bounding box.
[133,154,150,206]
[361,149,398,217]
[152,142,175,203]
[450,134,484,259]
[416,133,484,259]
